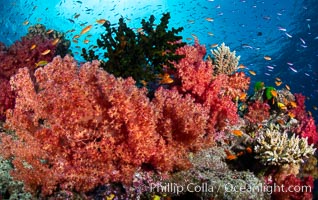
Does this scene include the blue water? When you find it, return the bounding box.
[0,0,317,122]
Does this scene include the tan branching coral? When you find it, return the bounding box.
[211,42,240,75]
[254,125,316,166]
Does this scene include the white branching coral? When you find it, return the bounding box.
[211,43,240,75]
[254,126,316,166]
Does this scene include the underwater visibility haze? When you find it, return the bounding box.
[0,0,317,199]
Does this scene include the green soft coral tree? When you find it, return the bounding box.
[82,13,186,84]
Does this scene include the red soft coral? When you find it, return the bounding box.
[272,175,314,200]
[244,101,271,124]
[0,35,58,121]
[173,40,241,132]
[151,87,210,170]
[1,55,159,195]
[0,77,15,121]
[173,39,213,96]
[290,94,318,145]
[0,35,57,79]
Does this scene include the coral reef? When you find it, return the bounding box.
[254,124,316,166]
[0,13,317,200]
[0,78,15,121]
[82,13,185,85]
[0,156,32,200]
[26,24,71,57]
[244,101,271,124]
[211,42,240,75]
[173,40,243,131]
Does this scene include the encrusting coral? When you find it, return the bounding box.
[211,42,240,75]
[254,124,316,166]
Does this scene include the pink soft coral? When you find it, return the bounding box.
[151,87,210,170]
[244,101,271,124]
[0,35,58,120]
[173,40,242,131]
[1,55,159,195]
[0,77,15,121]
[0,55,215,196]
[290,94,318,145]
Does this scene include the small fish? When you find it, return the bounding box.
[73,35,80,39]
[30,44,37,50]
[270,90,278,98]
[41,49,51,55]
[158,73,174,84]
[308,111,312,116]
[266,65,274,69]
[249,70,256,76]
[238,64,246,69]
[35,60,48,67]
[237,151,244,156]
[96,19,107,24]
[275,81,282,86]
[72,39,78,43]
[140,80,147,87]
[278,27,286,31]
[289,66,298,73]
[51,38,60,45]
[46,29,54,34]
[210,43,218,48]
[287,62,293,66]
[277,102,287,110]
[300,37,306,45]
[83,39,89,44]
[288,112,295,118]
[285,32,292,38]
[239,93,247,101]
[207,32,214,36]
[313,106,318,110]
[232,130,243,137]
[80,25,92,35]
[264,56,271,61]
[137,28,144,33]
[23,20,29,25]
[275,77,281,81]
[289,101,297,108]
[227,154,237,160]
[191,33,198,38]
[74,13,80,19]
[285,84,290,90]
[205,17,214,22]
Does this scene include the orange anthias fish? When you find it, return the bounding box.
[270,90,278,98]
[30,44,37,50]
[158,73,174,84]
[46,29,54,34]
[239,93,247,101]
[51,38,60,45]
[232,129,243,137]
[275,81,282,86]
[249,70,256,76]
[225,149,237,160]
[264,56,272,61]
[96,19,107,24]
[41,49,51,55]
[80,25,92,35]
